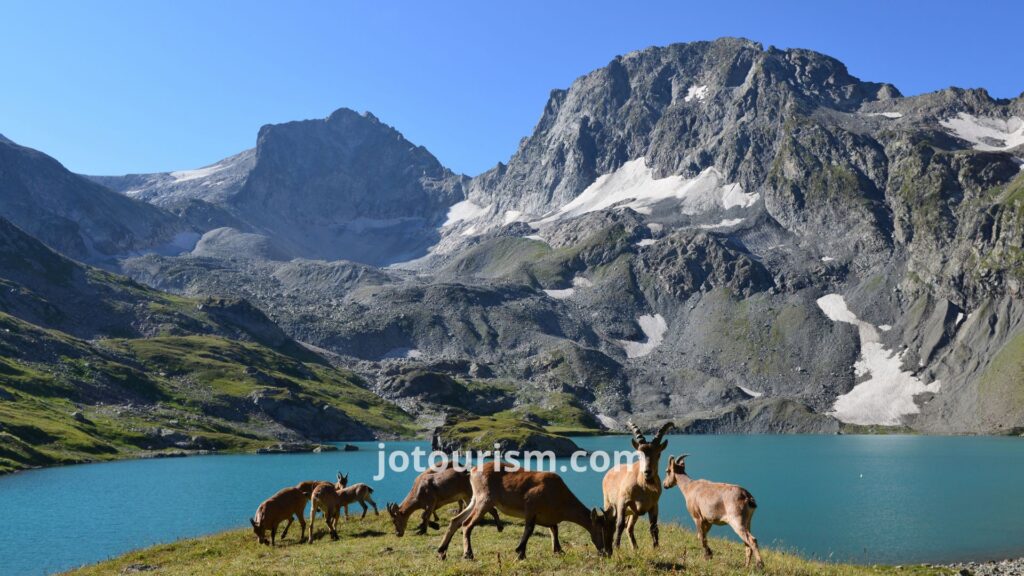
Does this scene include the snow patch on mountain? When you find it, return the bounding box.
[169,158,237,183]
[864,112,903,119]
[503,210,524,224]
[635,238,658,247]
[940,113,1024,152]
[698,218,745,229]
[738,385,763,398]
[618,314,668,359]
[444,200,490,226]
[816,294,941,426]
[684,85,709,102]
[534,158,756,223]
[543,276,592,299]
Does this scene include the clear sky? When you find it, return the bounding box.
[1,0,1022,177]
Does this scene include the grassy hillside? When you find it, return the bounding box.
[0,312,415,475]
[64,514,949,576]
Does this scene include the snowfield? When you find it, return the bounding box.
[864,112,903,119]
[635,238,658,247]
[503,210,524,224]
[816,294,940,426]
[684,84,709,102]
[617,314,668,359]
[738,385,763,398]
[542,276,592,299]
[443,200,489,226]
[534,158,757,223]
[940,113,1024,152]
[698,218,745,229]
[169,159,236,183]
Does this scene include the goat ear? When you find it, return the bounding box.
[249,518,257,528]
[337,471,343,481]
[667,456,675,467]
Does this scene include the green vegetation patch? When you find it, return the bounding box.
[64,514,951,576]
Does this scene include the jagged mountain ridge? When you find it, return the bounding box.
[11,38,1024,435]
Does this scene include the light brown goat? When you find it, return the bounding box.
[307,482,343,543]
[334,472,379,518]
[601,421,673,549]
[437,461,616,561]
[664,454,763,568]
[386,465,502,536]
[249,486,307,546]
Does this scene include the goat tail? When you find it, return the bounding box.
[741,489,757,509]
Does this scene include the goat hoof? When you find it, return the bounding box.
[463,553,474,560]
[496,524,504,532]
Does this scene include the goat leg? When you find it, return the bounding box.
[648,505,659,548]
[550,524,562,554]
[514,517,536,561]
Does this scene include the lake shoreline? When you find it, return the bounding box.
[6,429,1020,478]
[4,435,1024,574]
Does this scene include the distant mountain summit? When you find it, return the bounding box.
[93,108,465,265]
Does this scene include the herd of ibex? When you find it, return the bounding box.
[250,422,763,568]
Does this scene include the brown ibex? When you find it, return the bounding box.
[334,472,379,518]
[307,482,343,543]
[387,465,502,536]
[601,421,673,549]
[437,461,616,561]
[249,486,307,546]
[664,454,763,568]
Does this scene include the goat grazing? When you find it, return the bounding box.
[664,454,763,568]
[250,486,307,546]
[387,465,502,536]
[307,482,343,543]
[334,472,379,518]
[437,461,616,561]
[602,421,673,549]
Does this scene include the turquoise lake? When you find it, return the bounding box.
[1,434,1023,575]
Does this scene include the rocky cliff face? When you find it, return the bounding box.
[16,38,1024,435]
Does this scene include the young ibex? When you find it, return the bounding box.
[387,465,502,536]
[307,482,343,543]
[602,421,673,549]
[664,454,763,568]
[250,486,307,546]
[334,472,379,518]
[437,461,616,561]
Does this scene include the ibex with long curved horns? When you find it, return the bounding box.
[601,420,673,549]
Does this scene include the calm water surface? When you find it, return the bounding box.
[1,435,1022,575]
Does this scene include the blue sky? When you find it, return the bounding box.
[1,0,1022,176]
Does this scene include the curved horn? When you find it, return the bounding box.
[652,421,675,445]
[626,420,647,445]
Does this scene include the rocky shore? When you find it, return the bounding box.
[947,558,1024,576]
